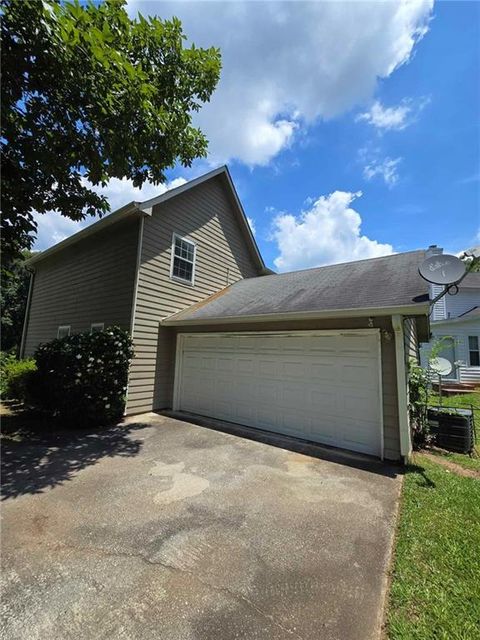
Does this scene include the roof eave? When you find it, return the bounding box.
[26,165,268,274]
[162,303,430,327]
[26,202,144,267]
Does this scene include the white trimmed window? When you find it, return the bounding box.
[91,323,104,333]
[170,234,196,285]
[57,325,70,339]
[468,336,480,366]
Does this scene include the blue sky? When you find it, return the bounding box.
[35,0,480,272]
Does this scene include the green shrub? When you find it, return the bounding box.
[29,326,134,427]
[0,351,37,401]
[0,351,15,397]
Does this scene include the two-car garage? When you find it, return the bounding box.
[173,330,383,457]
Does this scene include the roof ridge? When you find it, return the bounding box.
[246,249,426,280]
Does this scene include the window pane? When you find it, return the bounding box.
[57,326,70,339]
[173,257,193,282]
[468,336,479,351]
[470,351,480,367]
[174,237,194,263]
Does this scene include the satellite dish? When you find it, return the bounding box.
[430,357,453,376]
[419,254,466,286]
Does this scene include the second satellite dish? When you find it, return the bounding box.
[418,254,466,286]
[430,357,453,376]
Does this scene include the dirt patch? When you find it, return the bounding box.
[421,452,480,479]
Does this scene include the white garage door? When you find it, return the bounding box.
[174,331,383,456]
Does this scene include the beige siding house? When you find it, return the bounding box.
[128,174,262,413]
[22,166,430,462]
[23,217,139,356]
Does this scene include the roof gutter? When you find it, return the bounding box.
[162,303,430,327]
[26,202,146,267]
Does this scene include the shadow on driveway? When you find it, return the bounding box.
[1,406,145,501]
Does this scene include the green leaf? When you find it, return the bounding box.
[1,0,221,264]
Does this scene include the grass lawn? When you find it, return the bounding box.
[428,390,480,472]
[386,454,480,640]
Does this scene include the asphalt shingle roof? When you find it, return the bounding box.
[460,271,480,288]
[165,250,429,324]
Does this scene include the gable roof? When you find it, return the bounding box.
[27,166,268,273]
[163,250,430,325]
[459,271,480,289]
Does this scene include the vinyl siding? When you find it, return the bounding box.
[127,176,261,414]
[420,318,480,383]
[23,218,139,356]
[404,317,419,363]
[430,284,447,321]
[444,289,479,319]
[170,316,402,461]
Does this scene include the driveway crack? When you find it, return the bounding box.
[47,540,305,639]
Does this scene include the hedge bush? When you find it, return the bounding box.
[29,326,134,427]
[0,351,37,401]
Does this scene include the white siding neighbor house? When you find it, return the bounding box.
[420,246,480,384]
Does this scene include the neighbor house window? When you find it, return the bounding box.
[57,325,70,339]
[170,234,196,284]
[468,336,480,366]
[91,323,104,333]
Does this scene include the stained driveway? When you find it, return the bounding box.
[1,413,402,640]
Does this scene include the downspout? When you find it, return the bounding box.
[392,314,411,462]
[19,268,35,359]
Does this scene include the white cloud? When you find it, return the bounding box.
[33,176,187,251]
[357,100,411,131]
[271,191,394,272]
[246,216,256,236]
[356,97,429,131]
[129,0,433,166]
[363,156,402,187]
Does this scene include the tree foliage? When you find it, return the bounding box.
[0,250,34,353]
[1,0,221,262]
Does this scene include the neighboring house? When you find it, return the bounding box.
[21,166,430,462]
[420,246,480,384]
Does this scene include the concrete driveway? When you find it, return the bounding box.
[1,413,401,640]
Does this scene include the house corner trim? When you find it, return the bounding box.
[392,314,411,461]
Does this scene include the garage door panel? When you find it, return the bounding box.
[257,380,279,403]
[310,360,338,381]
[340,361,377,385]
[176,332,381,456]
[341,418,380,451]
[309,387,338,413]
[217,357,234,373]
[235,357,255,374]
[282,359,306,379]
[343,394,379,422]
[234,402,256,423]
[280,382,307,406]
[258,359,279,377]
